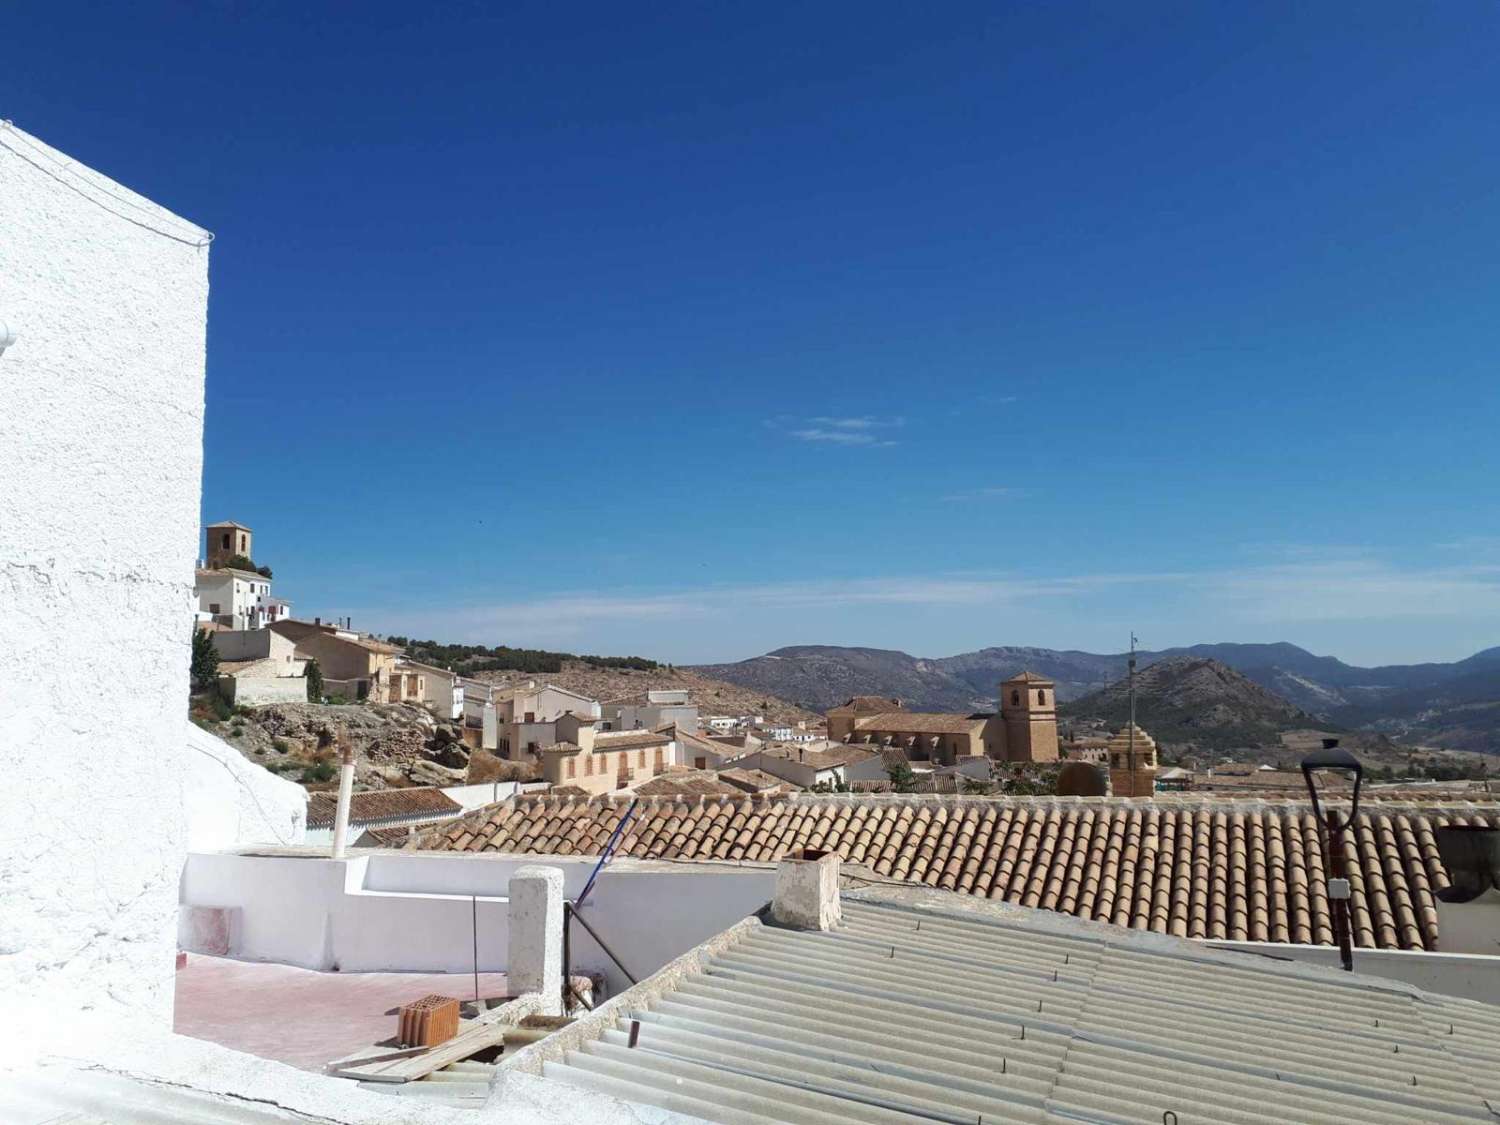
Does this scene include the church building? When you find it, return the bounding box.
[827,672,1060,766]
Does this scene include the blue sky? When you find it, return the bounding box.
[9,3,1500,665]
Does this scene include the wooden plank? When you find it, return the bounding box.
[326,1044,429,1071]
[370,1018,513,1082]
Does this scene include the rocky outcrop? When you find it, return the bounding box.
[201,701,471,790]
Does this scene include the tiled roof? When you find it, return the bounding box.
[718,767,788,793]
[593,730,672,751]
[415,794,1500,951]
[532,889,1500,1124]
[342,634,403,655]
[853,711,988,734]
[752,744,878,769]
[307,786,461,828]
[1004,669,1055,683]
[633,771,743,798]
[828,695,902,713]
[217,657,280,676]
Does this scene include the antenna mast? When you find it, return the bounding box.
[1128,633,1138,769]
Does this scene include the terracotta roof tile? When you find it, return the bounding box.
[306,786,460,828]
[852,712,989,735]
[409,795,1500,952]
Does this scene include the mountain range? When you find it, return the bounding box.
[692,642,1500,752]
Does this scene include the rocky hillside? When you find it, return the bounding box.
[692,646,988,713]
[190,698,478,791]
[1062,657,1326,751]
[471,661,819,725]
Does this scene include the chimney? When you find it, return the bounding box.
[771,850,841,931]
[1433,825,1500,954]
[508,865,564,1015]
[330,741,356,859]
[314,616,321,626]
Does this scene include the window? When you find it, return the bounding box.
[1011,690,1020,705]
[1037,689,1046,705]
[638,750,646,767]
[221,533,230,549]
[566,760,575,779]
[209,603,220,614]
[654,748,664,770]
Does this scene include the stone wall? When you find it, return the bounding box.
[0,123,210,1024]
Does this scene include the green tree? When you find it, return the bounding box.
[886,760,919,793]
[191,626,219,689]
[305,659,324,702]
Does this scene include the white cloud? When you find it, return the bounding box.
[363,553,1500,657]
[786,414,903,446]
[789,427,896,446]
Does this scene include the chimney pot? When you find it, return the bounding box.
[771,851,841,931]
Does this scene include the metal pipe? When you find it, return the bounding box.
[330,743,356,858]
[576,799,639,909]
[567,901,638,985]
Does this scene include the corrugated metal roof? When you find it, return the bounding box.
[537,895,1500,1124]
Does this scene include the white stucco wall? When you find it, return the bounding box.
[0,123,210,1024]
[221,674,310,705]
[180,851,776,993]
[183,725,307,851]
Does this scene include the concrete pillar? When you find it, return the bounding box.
[330,744,356,858]
[772,851,842,931]
[508,865,564,1015]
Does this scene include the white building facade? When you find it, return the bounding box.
[0,122,213,1023]
[195,567,285,630]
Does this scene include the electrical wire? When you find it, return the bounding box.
[0,120,214,247]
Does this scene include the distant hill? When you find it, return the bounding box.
[1062,657,1322,751]
[693,646,984,714]
[689,640,1500,751]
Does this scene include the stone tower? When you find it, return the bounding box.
[205,521,252,569]
[1000,672,1059,762]
[1107,723,1159,797]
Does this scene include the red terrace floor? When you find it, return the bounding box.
[173,954,513,1072]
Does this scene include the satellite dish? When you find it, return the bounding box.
[1057,761,1107,797]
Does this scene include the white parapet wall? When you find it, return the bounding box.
[1210,939,1500,1007]
[180,850,776,993]
[0,123,211,1025]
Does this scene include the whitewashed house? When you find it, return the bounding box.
[603,688,700,733]
[212,628,308,705]
[194,567,285,630]
[392,658,464,719]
